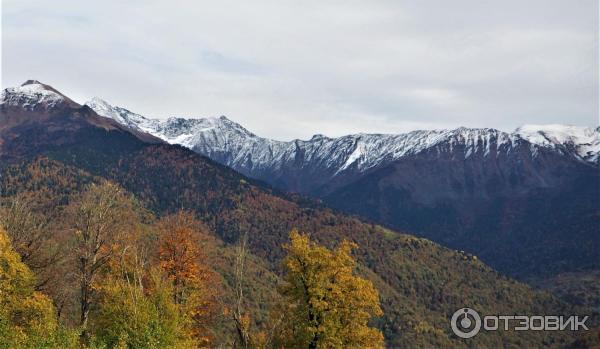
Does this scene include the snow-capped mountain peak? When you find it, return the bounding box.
[1,80,73,111]
[84,98,255,147]
[86,97,122,119]
[515,124,597,147]
[85,97,151,129]
[515,124,600,162]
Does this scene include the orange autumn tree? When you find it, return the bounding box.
[156,211,219,344]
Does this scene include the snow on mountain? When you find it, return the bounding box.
[85,98,255,149]
[85,97,160,132]
[515,124,600,162]
[1,80,71,111]
[87,98,599,183]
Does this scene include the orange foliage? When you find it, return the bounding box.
[156,210,220,343]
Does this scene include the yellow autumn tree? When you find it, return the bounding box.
[278,230,385,349]
[0,226,78,348]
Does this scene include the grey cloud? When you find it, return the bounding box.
[2,0,597,140]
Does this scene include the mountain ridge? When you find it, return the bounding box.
[85,96,599,163]
[86,96,599,196]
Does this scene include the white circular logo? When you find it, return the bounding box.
[451,308,481,338]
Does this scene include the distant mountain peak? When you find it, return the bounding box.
[310,134,329,140]
[21,79,44,86]
[1,80,78,112]
[515,124,597,143]
[0,82,165,148]
[87,96,111,107]
[86,99,258,147]
[515,124,600,162]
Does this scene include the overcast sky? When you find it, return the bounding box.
[2,0,598,140]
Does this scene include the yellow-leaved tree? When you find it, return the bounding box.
[91,266,195,349]
[0,226,77,348]
[277,230,385,349]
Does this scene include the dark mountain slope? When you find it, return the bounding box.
[324,137,600,279]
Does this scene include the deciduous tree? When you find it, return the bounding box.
[68,182,136,335]
[0,193,54,270]
[156,211,219,345]
[92,264,193,348]
[0,226,78,348]
[279,230,384,349]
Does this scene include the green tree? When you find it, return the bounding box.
[91,267,194,349]
[278,230,384,349]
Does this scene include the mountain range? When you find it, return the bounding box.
[86,96,600,281]
[86,96,599,196]
[2,80,597,347]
